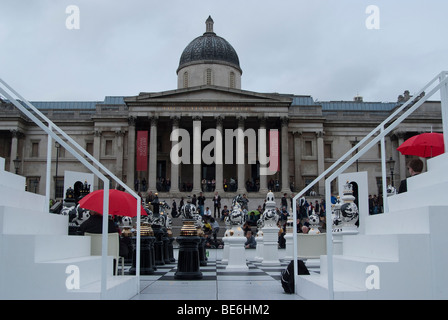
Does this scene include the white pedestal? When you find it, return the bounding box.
[261,226,280,266]
[221,228,231,264]
[284,233,293,260]
[332,227,358,255]
[226,236,248,271]
[254,235,264,262]
[222,236,229,264]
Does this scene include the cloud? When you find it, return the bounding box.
[0,0,446,102]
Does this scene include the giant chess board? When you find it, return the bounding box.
[123,257,320,282]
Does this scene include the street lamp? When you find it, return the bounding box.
[388,157,395,187]
[13,155,21,174]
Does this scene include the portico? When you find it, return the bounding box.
[124,85,293,197]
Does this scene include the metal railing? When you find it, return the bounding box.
[292,71,448,299]
[0,78,142,299]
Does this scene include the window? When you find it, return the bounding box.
[27,177,40,193]
[105,140,113,156]
[230,72,235,88]
[324,143,332,158]
[305,141,312,156]
[86,142,93,155]
[183,72,188,88]
[206,68,212,85]
[55,177,64,199]
[31,142,39,157]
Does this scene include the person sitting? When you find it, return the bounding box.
[398,158,424,193]
[204,206,212,221]
[78,210,119,235]
[210,217,220,242]
[243,221,252,235]
[244,230,257,249]
[203,220,212,236]
[221,205,229,221]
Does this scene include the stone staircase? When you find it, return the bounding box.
[0,157,139,299]
[297,152,448,299]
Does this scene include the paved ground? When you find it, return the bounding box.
[126,248,319,300]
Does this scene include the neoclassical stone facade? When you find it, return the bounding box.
[0,17,443,200]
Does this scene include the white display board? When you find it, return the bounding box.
[63,170,94,196]
[338,171,368,235]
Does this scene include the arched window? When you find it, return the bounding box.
[229,72,235,88]
[183,72,189,88]
[206,68,212,85]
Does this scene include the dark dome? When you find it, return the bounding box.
[177,17,241,74]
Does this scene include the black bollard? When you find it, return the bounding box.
[175,235,202,280]
[152,224,165,265]
[129,236,156,275]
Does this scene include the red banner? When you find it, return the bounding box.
[136,131,148,171]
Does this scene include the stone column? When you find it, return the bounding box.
[170,116,180,193]
[192,116,202,194]
[215,116,224,193]
[237,116,246,194]
[280,117,290,194]
[115,129,125,182]
[148,116,158,191]
[316,130,325,195]
[258,117,268,194]
[93,129,102,189]
[293,131,303,192]
[126,116,136,190]
[397,131,407,182]
[9,129,21,173]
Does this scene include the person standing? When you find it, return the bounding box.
[197,192,206,216]
[171,199,178,218]
[213,191,221,218]
[151,193,160,215]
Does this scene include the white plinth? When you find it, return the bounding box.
[284,233,293,260]
[332,227,358,255]
[226,236,248,271]
[261,226,280,266]
[254,235,264,262]
[222,236,229,264]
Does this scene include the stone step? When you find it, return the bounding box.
[0,205,68,236]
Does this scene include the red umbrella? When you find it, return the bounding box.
[78,189,146,217]
[397,132,445,158]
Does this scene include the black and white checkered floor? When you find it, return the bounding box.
[125,258,320,281]
[127,249,320,300]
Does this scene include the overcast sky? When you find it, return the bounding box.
[1,0,447,103]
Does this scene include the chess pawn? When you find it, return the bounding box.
[308,209,321,234]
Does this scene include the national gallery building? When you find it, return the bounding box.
[0,17,442,200]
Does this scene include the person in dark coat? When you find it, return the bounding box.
[78,210,119,235]
[151,193,160,215]
[398,159,423,193]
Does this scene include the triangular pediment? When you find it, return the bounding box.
[125,85,292,105]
